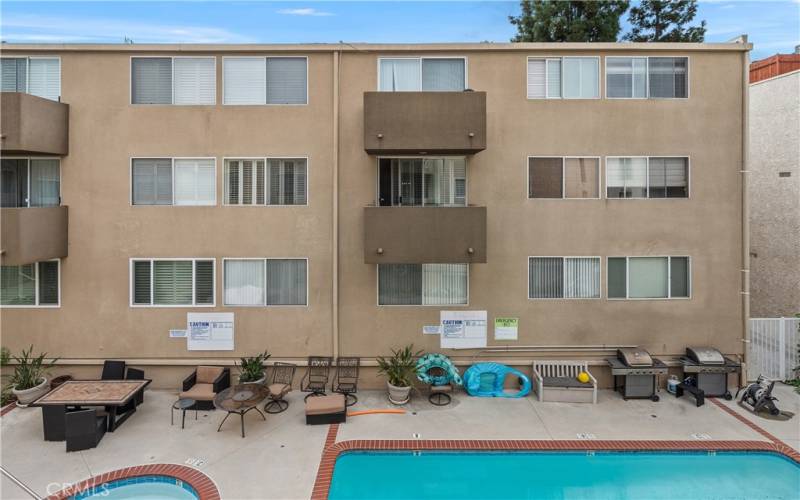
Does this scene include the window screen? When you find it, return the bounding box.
[267,159,307,205]
[529,257,599,299]
[607,257,627,299]
[649,57,688,98]
[563,57,599,99]
[266,57,307,104]
[225,159,265,205]
[564,158,599,198]
[0,261,59,306]
[224,259,306,306]
[131,57,172,104]
[174,159,216,206]
[1,58,27,92]
[648,157,688,198]
[132,259,214,306]
[379,59,421,91]
[1,159,28,208]
[224,57,266,104]
[421,59,465,91]
[606,57,647,98]
[379,58,466,91]
[266,259,307,305]
[629,257,669,298]
[528,158,563,198]
[28,58,61,101]
[378,264,467,305]
[173,57,216,105]
[606,157,647,199]
[132,159,173,205]
[608,256,690,299]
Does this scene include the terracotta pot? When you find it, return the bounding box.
[387,382,411,405]
[12,377,50,406]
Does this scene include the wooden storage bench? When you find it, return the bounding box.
[532,360,597,404]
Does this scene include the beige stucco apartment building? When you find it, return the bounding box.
[0,40,752,388]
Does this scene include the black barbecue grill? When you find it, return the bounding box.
[607,348,668,401]
[679,346,741,400]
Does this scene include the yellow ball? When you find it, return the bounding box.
[577,372,590,384]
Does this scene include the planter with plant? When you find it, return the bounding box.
[237,350,271,384]
[377,345,423,405]
[10,346,58,406]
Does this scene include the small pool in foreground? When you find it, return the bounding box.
[329,451,800,499]
[73,475,198,499]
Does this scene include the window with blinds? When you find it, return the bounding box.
[649,57,688,99]
[131,57,216,105]
[132,158,216,206]
[378,58,466,91]
[528,57,597,99]
[528,157,599,199]
[224,158,307,205]
[1,57,60,101]
[223,57,307,105]
[1,158,61,208]
[528,257,600,299]
[607,256,690,299]
[224,258,307,306]
[606,57,688,99]
[131,259,215,306]
[378,264,468,306]
[606,57,647,98]
[0,260,60,307]
[377,158,466,207]
[606,157,689,199]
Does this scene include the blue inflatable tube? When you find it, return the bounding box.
[463,362,531,398]
[416,353,462,386]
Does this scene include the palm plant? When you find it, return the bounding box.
[237,350,271,383]
[376,345,423,388]
[10,345,58,390]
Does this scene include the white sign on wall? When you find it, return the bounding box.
[187,313,234,351]
[440,310,487,349]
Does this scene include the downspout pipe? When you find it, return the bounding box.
[737,34,751,384]
[332,48,340,360]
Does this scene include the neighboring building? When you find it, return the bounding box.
[749,49,800,318]
[0,41,751,388]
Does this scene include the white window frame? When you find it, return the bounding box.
[0,259,61,308]
[526,56,600,100]
[605,56,690,100]
[527,256,602,300]
[0,156,62,207]
[376,56,469,92]
[129,258,216,308]
[221,56,309,106]
[375,156,468,207]
[526,156,602,200]
[604,156,691,200]
[129,157,217,206]
[129,56,217,106]
[222,257,309,307]
[0,56,62,101]
[375,263,470,307]
[606,256,692,301]
[222,156,310,207]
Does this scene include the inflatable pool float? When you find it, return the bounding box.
[416,353,463,386]
[463,362,531,398]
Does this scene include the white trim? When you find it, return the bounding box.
[129,257,216,308]
[375,263,470,307]
[221,257,309,307]
[526,156,602,200]
[376,56,469,91]
[0,259,61,308]
[221,55,309,106]
[606,255,692,300]
[645,55,691,100]
[605,156,691,200]
[604,56,649,100]
[129,157,217,206]
[527,256,602,300]
[1,55,61,101]
[526,56,601,100]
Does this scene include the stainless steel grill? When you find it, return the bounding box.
[679,346,741,400]
[607,348,668,401]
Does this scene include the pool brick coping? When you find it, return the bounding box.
[46,464,220,500]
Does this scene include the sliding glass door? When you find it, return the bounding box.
[378,158,466,207]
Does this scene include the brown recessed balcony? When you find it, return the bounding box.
[1,92,69,156]
[0,206,68,265]
[363,91,486,155]
[364,206,486,264]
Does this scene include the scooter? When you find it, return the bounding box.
[737,375,781,416]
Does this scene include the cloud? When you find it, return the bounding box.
[276,8,333,17]
[1,14,255,43]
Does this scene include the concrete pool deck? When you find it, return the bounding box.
[2,384,798,499]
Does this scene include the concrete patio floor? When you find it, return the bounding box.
[1,384,798,499]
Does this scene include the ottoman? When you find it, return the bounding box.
[305,393,346,425]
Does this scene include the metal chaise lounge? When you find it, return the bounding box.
[300,356,332,402]
[332,357,360,406]
[264,362,296,414]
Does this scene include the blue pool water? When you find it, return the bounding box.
[329,451,800,500]
[73,475,197,499]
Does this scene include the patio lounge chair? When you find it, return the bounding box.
[101,360,126,380]
[65,409,107,452]
[301,356,332,402]
[332,357,360,406]
[180,366,230,411]
[264,362,296,414]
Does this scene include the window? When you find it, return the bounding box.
[0,260,60,307]
[131,57,216,105]
[1,158,60,207]
[131,259,215,306]
[378,58,466,91]
[378,264,468,306]
[224,258,307,306]
[528,257,600,299]
[223,57,307,105]
[527,57,598,99]
[378,158,466,206]
[1,57,60,101]
[224,158,307,206]
[528,157,599,199]
[606,157,689,199]
[607,256,690,299]
[131,158,215,206]
[605,57,688,99]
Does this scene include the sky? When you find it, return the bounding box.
[0,1,797,60]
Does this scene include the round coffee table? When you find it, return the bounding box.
[171,398,197,429]
[213,384,269,438]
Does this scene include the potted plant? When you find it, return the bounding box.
[377,345,422,405]
[236,350,271,384]
[10,346,58,406]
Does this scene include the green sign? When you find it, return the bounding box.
[494,317,518,340]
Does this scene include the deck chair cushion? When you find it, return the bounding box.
[542,376,593,389]
[305,394,345,415]
[268,383,291,398]
[180,383,215,401]
[196,366,223,385]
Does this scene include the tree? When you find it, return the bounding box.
[624,0,706,42]
[510,0,630,42]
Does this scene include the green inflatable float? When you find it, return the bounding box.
[416,353,463,386]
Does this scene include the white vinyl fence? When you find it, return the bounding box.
[748,318,800,381]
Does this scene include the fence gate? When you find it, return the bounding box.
[748,318,800,381]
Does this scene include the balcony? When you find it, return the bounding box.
[0,92,69,156]
[364,206,486,264]
[0,207,68,265]
[363,91,486,155]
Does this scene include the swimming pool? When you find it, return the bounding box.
[329,451,800,499]
[73,475,198,499]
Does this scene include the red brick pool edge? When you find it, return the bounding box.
[46,464,220,500]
